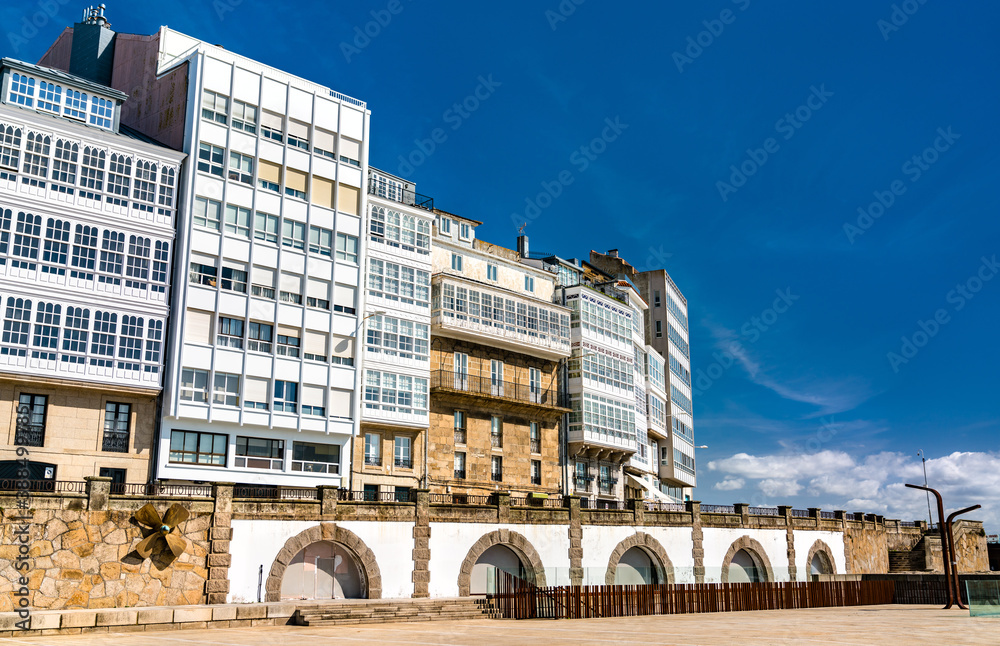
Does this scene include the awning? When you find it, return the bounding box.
[625,474,673,502]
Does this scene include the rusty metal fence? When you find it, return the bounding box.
[488,570,896,620]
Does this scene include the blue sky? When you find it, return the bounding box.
[11,1,998,531]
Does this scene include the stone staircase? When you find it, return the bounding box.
[888,535,930,573]
[293,597,501,626]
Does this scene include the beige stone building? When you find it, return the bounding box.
[427,211,572,496]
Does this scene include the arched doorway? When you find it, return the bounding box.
[805,539,836,578]
[810,552,832,575]
[729,549,761,583]
[280,541,366,599]
[470,544,524,595]
[616,546,659,584]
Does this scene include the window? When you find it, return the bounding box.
[107,153,130,198]
[217,317,244,348]
[2,297,31,357]
[284,168,307,199]
[197,142,224,177]
[490,416,503,449]
[487,264,498,281]
[89,96,113,129]
[291,441,340,474]
[655,320,662,338]
[314,128,335,159]
[254,211,278,243]
[274,380,298,413]
[11,212,41,269]
[451,254,463,271]
[365,314,429,361]
[31,302,60,360]
[257,160,281,192]
[567,392,636,445]
[525,275,534,292]
[674,449,696,475]
[52,140,78,185]
[201,89,228,124]
[459,222,471,239]
[454,452,466,479]
[64,89,87,120]
[231,100,257,133]
[575,461,590,489]
[169,430,227,466]
[125,236,150,289]
[491,455,503,482]
[281,219,305,250]
[243,377,269,410]
[276,331,300,358]
[132,160,156,205]
[363,370,428,415]
[9,73,35,107]
[394,436,412,468]
[368,207,431,253]
[117,315,143,370]
[0,125,21,170]
[213,372,240,407]
[529,367,542,403]
[22,132,49,178]
[144,319,163,372]
[438,217,451,235]
[221,266,248,294]
[599,465,613,494]
[335,232,358,263]
[367,259,430,307]
[653,290,661,307]
[247,321,273,353]
[15,394,47,446]
[194,196,222,230]
[70,225,97,279]
[530,422,541,454]
[280,273,303,305]
[235,436,283,470]
[667,323,690,359]
[185,310,212,345]
[364,433,381,466]
[100,468,126,490]
[363,484,379,501]
[333,284,356,315]
[102,402,130,453]
[189,260,218,287]
[303,330,328,362]
[330,335,354,366]
[454,411,467,444]
[287,119,309,150]
[228,151,253,184]
[306,279,330,310]
[339,137,361,166]
[225,205,251,237]
[97,230,124,283]
[309,225,332,256]
[60,307,88,363]
[36,81,61,112]
[89,311,116,366]
[79,146,104,192]
[531,460,542,486]
[260,110,283,142]
[490,360,504,397]
[670,386,693,415]
[180,368,210,403]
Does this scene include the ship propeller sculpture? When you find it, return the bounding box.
[133,503,190,559]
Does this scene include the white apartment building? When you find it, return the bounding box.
[0,57,184,483]
[41,20,371,487]
[353,169,434,498]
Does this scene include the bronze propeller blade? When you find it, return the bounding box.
[164,532,187,558]
[162,503,190,529]
[134,503,162,529]
[135,532,162,559]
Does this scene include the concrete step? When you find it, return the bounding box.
[294,597,499,626]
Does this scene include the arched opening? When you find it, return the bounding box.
[810,551,833,575]
[471,544,524,595]
[728,548,762,583]
[280,541,366,600]
[615,546,660,585]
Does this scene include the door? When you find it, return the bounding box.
[490,360,504,397]
[454,352,468,389]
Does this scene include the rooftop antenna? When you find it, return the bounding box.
[83,4,110,27]
[518,222,527,235]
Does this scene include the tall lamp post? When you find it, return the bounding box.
[917,450,932,526]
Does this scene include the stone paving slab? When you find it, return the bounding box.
[0,605,996,645]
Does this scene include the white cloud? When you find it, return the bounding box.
[714,477,745,491]
[705,450,1000,533]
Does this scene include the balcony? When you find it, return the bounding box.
[101,431,129,453]
[491,433,503,449]
[454,469,466,480]
[430,370,565,410]
[394,457,413,469]
[367,177,433,211]
[15,426,44,447]
[364,455,382,467]
[530,439,541,454]
[454,428,467,445]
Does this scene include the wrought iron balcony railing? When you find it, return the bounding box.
[102,431,129,453]
[364,455,382,466]
[395,457,413,468]
[430,370,561,408]
[14,426,44,447]
[367,177,434,210]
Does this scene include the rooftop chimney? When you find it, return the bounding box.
[70,5,116,86]
[517,234,529,258]
[608,249,619,258]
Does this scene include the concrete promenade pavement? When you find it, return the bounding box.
[1,605,996,645]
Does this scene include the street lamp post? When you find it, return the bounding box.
[917,450,932,526]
